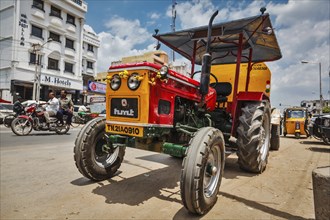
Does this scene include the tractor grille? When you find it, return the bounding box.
[110,98,138,118]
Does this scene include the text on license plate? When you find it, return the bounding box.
[107,124,143,137]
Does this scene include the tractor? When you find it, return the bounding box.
[74,9,282,215]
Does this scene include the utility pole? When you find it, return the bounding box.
[171,0,177,62]
[301,60,323,114]
[31,38,52,101]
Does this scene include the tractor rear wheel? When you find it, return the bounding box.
[74,117,125,181]
[181,127,225,215]
[237,101,271,173]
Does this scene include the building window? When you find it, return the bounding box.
[64,62,74,73]
[30,53,37,64]
[48,58,59,70]
[65,38,74,50]
[50,6,62,19]
[87,61,93,69]
[49,32,61,43]
[87,44,94,52]
[32,0,44,11]
[66,14,75,26]
[31,25,43,39]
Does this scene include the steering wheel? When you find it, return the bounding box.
[191,71,218,87]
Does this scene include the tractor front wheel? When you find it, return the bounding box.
[270,124,280,151]
[181,127,225,215]
[237,101,271,173]
[74,117,125,181]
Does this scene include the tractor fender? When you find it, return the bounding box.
[236,91,269,102]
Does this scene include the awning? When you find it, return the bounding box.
[154,13,282,65]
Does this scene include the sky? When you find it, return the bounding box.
[84,0,330,110]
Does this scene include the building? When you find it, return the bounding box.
[80,25,100,104]
[0,0,92,103]
[301,99,329,113]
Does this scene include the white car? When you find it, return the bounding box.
[0,103,14,124]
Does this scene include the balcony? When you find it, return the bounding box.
[48,41,62,53]
[66,23,76,33]
[49,16,63,27]
[67,0,87,12]
[64,48,75,57]
[31,6,45,19]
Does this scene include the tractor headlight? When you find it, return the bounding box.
[110,74,121,91]
[159,65,169,79]
[127,73,141,90]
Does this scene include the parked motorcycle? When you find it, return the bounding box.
[3,103,26,128]
[10,103,70,136]
[308,115,330,145]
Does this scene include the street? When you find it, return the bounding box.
[0,124,329,219]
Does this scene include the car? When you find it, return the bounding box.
[21,100,46,107]
[0,103,14,124]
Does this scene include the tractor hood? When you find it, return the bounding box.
[153,13,282,65]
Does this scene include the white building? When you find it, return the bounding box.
[81,25,100,94]
[301,99,329,113]
[0,0,91,103]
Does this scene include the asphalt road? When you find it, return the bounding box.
[1,124,329,219]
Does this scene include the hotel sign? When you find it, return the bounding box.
[40,75,82,90]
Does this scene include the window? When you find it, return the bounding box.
[64,62,74,73]
[30,53,36,64]
[48,58,59,70]
[65,38,74,50]
[66,14,75,26]
[87,61,93,69]
[32,0,44,11]
[50,6,62,19]
[87,44,94,52]
[49,32,61,43]
[31,25,43,39]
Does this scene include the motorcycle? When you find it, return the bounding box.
[3,103,26,128]
[10,103,70,136]
[308,115,330,145]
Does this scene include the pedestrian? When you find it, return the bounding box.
[59,90,74,125]
[44,91,59,126]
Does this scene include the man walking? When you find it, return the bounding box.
[59,90,74,125]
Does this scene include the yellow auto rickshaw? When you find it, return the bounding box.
[283,107,309,138]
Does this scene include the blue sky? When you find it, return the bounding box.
[84,0,330,109]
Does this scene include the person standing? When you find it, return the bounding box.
[59,90,74,125]
[44,92,59,125]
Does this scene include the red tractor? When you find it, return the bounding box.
[74,9,282,215]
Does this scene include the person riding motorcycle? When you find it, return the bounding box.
[58,90,74,125]
[43,92,59,127]
[13,96,25,115]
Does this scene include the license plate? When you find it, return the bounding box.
[107,124,143,137]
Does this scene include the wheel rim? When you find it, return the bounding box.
[260,114,270,161]
[94,134,119,168]
[13,118,32,135]
[203,144,221,198]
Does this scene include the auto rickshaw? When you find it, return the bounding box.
[283,107,309,138]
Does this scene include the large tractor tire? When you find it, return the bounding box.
[237,101,271,173]
[181,127,225,215]
[270,124,280,151]
[74,117,125,181]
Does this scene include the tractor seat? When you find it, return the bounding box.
[210,82,232,105]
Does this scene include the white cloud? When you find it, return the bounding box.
[149,12,161,20]
[96,16,156,72]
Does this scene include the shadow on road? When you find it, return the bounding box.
[300,140,328,146]
[219,192,308,220]
[90,154,182,206]
[223,157,255,179]
[307,146,330,153]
